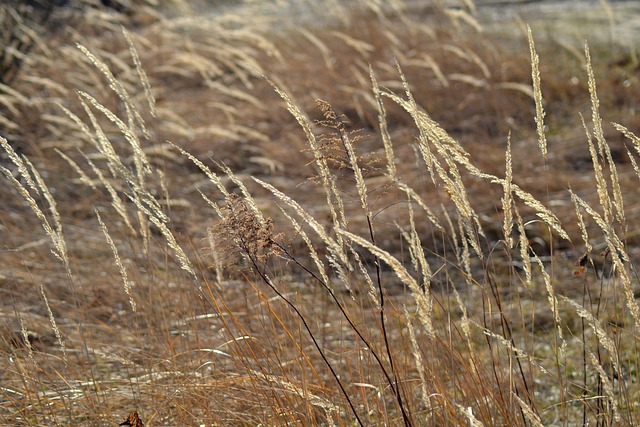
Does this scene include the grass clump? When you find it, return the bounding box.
[2,0,640,425]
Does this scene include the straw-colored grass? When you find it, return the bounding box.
[2,0,640,425]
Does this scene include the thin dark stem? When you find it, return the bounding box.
[239,238,365,426]
[278,243,397,388]
[365,215,413,427]
[486,272,535,426]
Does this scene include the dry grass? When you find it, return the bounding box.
[2,0,640,425]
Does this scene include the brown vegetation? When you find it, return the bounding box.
[2,0,640,425]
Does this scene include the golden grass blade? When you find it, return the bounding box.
[40,283,66,363]
[337,228,435,338]
[252,177,349,270]
[513,393,544,427]
[370,66,396,179]
[267,78,348,244]
[558,295,620,379]
[502,133,514,249]
[570,189,592,254]
[81,151,136,236]
[122,26,156,118]
[527,26,547,159]
[533,256,565,359]
[515,210,532,285]
[95,209,137,313]
[76,43,148,138]
[585,44,625,227]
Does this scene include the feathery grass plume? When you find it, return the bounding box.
[76,43,149,139]
[399,201,434,336]
[414,112,483,259]
[624,144,640,182]
[570,192,640,329]
[406,199,433,292]
[558,295,621,379]
[18,317,34,359]
[381,69,566,242]
[585,44,625,227]
[0,135,36,190]
[198,192,225,222]
[614,122,640,156]
[405,310,432,413]
[77,96,122,178]
[502,133,514,249]
[252,178,351,280]
[472,168,569,241]
[214,161,266,227]
[81,151,136,236]
[1,169,64,262]
[316,100,370,214]
[451,282,474,362]
[456,216,473,277]
[352,247,379,308]
[122,26,156,118]
[95,209,137,313]
[22,155,69,266]
[513,394,544,427]
[337,228,435,338]
[570,189,592,254]
[615,123,640,183]
[170,142,229,198]
[533,256,566,359]
[76,90,152,179]
[397,182,443,231]
[571,191,626,263]
[527,26,547,160]
[76,89,162,247]
[277,207,331,288]
[1,137,68,264]
[129,194,197,280]
[267,78,348,245]
[386,65,486,254]
[473,320,554,376]
[57,103,94,144]
[40,283,66,363]
[369,66,396,179]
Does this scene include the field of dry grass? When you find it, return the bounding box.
[2,0,640,425]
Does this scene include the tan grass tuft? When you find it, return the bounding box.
[527,26,547,159]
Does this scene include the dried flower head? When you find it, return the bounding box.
[120,411,144,427]
[213,194,282,266]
